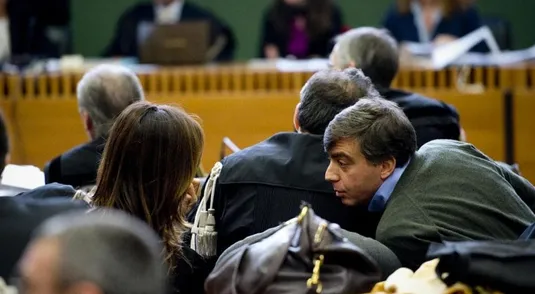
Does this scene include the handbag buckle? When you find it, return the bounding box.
[307,254,325,293]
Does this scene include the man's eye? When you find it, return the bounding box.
[337,160,347,167]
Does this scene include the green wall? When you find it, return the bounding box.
[72,0,535,60]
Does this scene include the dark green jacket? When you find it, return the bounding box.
[377,140,535,270]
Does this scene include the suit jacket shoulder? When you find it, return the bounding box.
[377,140,535,269]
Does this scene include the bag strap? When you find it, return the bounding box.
[190,161,223,256]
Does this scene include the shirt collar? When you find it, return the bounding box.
[368,157,411,212]
[411,1,442,43]
[154,0,183,24]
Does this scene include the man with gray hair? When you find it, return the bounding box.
[324,98,535,270]
[330,27,462,147]
[44,64,145,189]
[17,209,167,294]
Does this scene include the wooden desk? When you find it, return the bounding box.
[0,65,532,184]
[514,90,535,184]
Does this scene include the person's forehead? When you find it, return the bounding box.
[21,238,60,278]
[328,138,360,156]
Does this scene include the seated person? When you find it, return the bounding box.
[260,0,343,59]
[44,64,144,189]
[382,0,488,52]
[0,0,54,62]
[324,98,535,270]
[104,0,236,62]
[330,27,461,147]
[18,210,167,294]
[190,69,387,259]
[85,101,210,294]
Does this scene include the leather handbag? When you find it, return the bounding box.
[205,203,382,294]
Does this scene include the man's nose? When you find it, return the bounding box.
[325,162,339,183]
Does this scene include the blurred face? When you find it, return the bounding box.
[19,238,61,294]
[325,139,386,206]
[153,0,176,6]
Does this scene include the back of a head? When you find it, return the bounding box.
[32,209,166,294]
[324,98,417,168]
[0,111,8,174]
[92,101,204,262]
[77,64,145,138]
[298,68,379,135]
[334,27,399,88]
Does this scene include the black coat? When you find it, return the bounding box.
[0,183,88,280]
[103,1,236,62]
[380,88,461,147]
[44,137,106,189]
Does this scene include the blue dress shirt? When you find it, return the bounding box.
[368,158,411,212]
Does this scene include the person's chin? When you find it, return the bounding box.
[340,196,358,206]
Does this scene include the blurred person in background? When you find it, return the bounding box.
[0,0,54,63]
[44,64,145,190]
[18,210,166,294]
[382,0,487,52]
[104,0,236,61]
[87,102,209,294]
[330,27,461,147]
[260,0,344,59]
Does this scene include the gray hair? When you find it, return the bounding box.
[77,64,145,138]
[298,68,379,135]
[33,209,167,294]
[333,27,399,88]
[324,98,416,167]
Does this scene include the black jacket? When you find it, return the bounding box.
[44,137,106,189]
[0,183,88,280]
[201,132,382,256]
[381,88,461,147]
[103,1,235,61]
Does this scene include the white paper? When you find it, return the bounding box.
[1,164,45,190]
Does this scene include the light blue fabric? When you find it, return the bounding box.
[368,158,411,212]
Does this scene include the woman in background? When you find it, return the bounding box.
[383,0,487,52]
[91,101,208,294]
[260,0,344,59]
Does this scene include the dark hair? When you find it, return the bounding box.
[324,98,417,167]
[269,0,334,40]
[334,27,399,88]
[0,111,8,174]
[298,68,379,135]
[92,101,204,270]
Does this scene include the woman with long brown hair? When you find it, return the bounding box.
[382,0,487,52]
[91,101,208,294]
[260,0,344,59]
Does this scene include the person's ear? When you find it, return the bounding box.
[293,103,301,133]
[80,111,94,138]
[379,157,396,180]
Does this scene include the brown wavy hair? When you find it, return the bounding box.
[92,101,204,270]
[270,0,334,40]
[396,0,467,17]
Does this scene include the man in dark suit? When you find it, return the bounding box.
[329,27,461,148]
[189,69,399,275]
[44,64,145,189]
[104,0,235,62]
[324,98,535,270]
